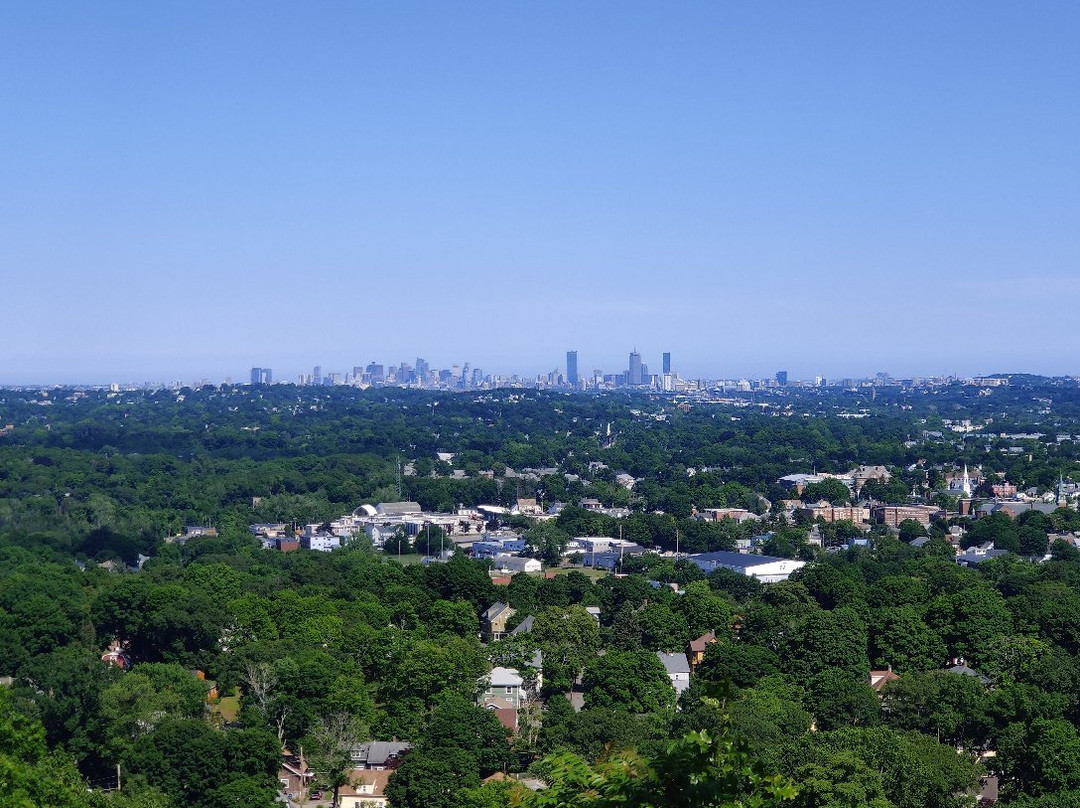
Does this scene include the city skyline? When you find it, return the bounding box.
[0,344,1047,389]
[4,4,1079,383]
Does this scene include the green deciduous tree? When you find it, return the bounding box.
[582,651,675,714]
[533,606,602,695]
[525,697,797,808]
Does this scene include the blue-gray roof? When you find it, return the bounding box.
[657,652,691,675]
[688,550,793,569]
[956,549,1009,566]
[511,615,534,635]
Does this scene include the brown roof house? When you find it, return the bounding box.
[688,631,716,672]
[869,668,901,692]
[339,769,391,808]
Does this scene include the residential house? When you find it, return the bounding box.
[278,749,314,800]
[688,631,716,671]
[946,661,991,685]
[869,669,900,692]
[658,652,691,698]
[956,543,1010,567]
[510,615,535,635]
[493,556,542,574]
[339,769,391,808]
[101,641,132,669]
[303,532,341,552]
[482,667,527,710]
[350,741,411,770]
[482,602,516,642]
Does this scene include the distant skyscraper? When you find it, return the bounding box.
[415,358,429,384]
[776,370,788,386]
[313,365,322,386]
[628,351,643,386]
[566,350,579,386]
[250,367,262,385]
[662,352,671,375]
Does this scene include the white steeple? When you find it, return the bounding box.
[962,464,972,497]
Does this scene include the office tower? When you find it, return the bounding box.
[415,358,429,386]
[262,368,272,383]
[313,366,322,386]
[628,351,643,386]
[566,350,579,386]
[250,367,262,385]
[662,352,671,375]
[776,370,788,386]
[366,362,385,383]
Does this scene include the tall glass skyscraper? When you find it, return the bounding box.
[566,350,578,386]
[628,351,643,385]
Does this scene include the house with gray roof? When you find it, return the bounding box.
[482,602,515,642]
[657,652,691,697]
[350,740,412,770]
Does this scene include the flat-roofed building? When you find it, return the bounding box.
[687,551,806,583]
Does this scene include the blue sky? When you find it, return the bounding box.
[2,3,1078,384]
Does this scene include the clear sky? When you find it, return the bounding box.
[2,2,1078,384]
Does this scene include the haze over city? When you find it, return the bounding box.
[3,3,1079,384]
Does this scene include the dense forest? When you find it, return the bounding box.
[4,378,1080,806]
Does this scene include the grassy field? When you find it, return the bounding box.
[213,693,240,723]
[544,566,610,580]
[384,552,427,566]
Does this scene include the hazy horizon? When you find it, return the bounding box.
[4,3,1078,385]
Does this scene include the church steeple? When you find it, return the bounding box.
[962,464,972,498]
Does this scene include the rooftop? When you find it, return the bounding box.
[657,652,691,675]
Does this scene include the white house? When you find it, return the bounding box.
[494,556,542,574]
[657,652,691,697]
